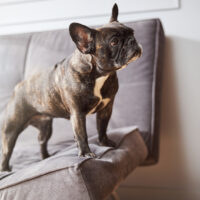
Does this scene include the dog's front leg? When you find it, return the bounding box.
[71,112,95,158]
[96,101,116,147]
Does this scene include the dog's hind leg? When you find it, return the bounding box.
[1,128,21,171]
[0,110,30,171]
[30,116,53,159]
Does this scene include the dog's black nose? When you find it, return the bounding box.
[135,48,140,55]
[135,44,142,57]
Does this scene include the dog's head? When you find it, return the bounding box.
[69,4,142,74]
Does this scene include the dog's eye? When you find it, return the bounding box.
[110,37,119,47]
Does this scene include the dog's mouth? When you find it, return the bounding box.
[125,44,143,65]
[116,44,143,71]
[127,53,140,64]
[116,54,142,71]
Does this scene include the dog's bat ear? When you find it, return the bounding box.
[110,3,118,22]
[69,23,96,54]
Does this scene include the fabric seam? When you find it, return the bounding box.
[22,35,32,78]
[149,19,160,151]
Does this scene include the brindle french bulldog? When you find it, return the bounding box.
[0,4,142,171]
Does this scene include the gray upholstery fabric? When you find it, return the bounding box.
[0,18,164,199]
[0,34,30,129]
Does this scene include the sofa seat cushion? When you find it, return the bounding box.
[0,126,147,200]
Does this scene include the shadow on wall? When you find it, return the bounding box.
[117,36,200,200]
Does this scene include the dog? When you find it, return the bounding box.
[0,4,142,171]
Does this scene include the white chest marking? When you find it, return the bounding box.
[88,75,110,114]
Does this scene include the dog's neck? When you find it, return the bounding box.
[68,49,113,78]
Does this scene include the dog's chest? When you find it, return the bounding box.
[88,75,110,114]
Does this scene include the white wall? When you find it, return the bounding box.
[0,0,179,35]
[1,0,200,199]
[116,0,200,199]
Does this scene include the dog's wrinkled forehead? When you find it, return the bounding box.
[103,21,131,29]
[97,22,134,39]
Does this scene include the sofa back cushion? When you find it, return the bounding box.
[0,19,164,163]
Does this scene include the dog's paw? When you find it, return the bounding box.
[99,138,116,148]
[79,152,96,158]
[0,165,11,172]
[41,152,50,160]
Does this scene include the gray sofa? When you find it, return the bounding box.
[0,18,164,199]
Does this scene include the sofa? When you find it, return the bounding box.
[0,18,164,199]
